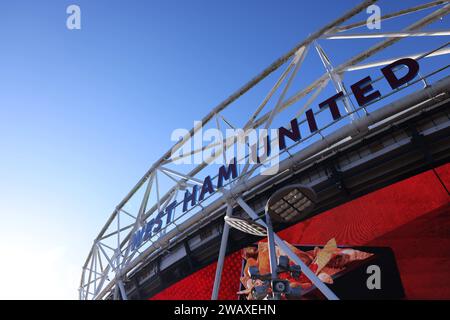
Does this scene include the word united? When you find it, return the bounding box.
[131,57,420,251]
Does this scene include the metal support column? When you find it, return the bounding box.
[314,41,358,119]
[236,197,339,300]
[265,211,280,300]
[117,279,128,300]
[211,202,233,300]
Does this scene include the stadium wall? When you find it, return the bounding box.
[150,162,450,300]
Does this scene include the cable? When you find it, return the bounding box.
[433,168,450,196]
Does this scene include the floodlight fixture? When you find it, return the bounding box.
[266,184,317,223]
[223,216,267,237]
[223,184,318,300]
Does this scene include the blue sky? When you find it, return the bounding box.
[0,0,448,299]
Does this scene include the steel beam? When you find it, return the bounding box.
[211,202,234,300]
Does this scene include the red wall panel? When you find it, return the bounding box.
[367,204,450,299]
[277,166,449,246]
[150,251,242,300]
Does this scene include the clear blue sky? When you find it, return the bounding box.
[0,0,447,299]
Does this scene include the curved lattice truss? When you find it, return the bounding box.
[80,0,450,300]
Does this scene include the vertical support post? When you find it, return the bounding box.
[211,202,233,300]
[236,197,339,300]
[113,283,119,300]
[314,41,359,119]
[117,279,128,300]
[418,71,428,88]
[265,211,280,300]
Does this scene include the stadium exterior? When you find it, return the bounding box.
[80,0,450,300]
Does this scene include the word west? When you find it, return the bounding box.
[66,4,81,30]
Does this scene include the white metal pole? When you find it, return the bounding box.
[265,211,280,300]
[117,279,128,300]
[211,202,233,300]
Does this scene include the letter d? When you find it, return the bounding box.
[381,58,419,90]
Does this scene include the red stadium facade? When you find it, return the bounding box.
[151,163,450,300]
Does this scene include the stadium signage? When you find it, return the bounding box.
[130,57,420,251]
